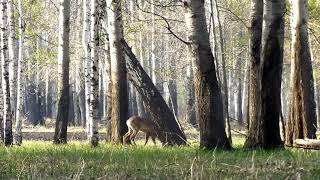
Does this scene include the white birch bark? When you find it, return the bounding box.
[1,0,13,146]
[88,0,99,147]
[53,0,71,144]
[14,0,24,145]
[82,0,91,137]
[8,0,16,112]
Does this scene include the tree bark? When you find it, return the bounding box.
[183,0,231,149]
[87,0,100,147]
[53,0,71,144]
[1,0,13,146]
[108,0,129,144]
[245,0,285,149]
[82,0,91,136]
[213,0,232,143]
[14,0,24,145]
[285,0,317,145]
[8,0,16,116]
[185,61,196,127]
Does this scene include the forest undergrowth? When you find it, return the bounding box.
[0,133,319,179]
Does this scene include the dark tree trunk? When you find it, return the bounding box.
[53,0,71,144]
[183,0,231,149]
[123,40,187,145]
[108,0,129,144]
[54,87,70,143]
[245,0,284,149]
[286,0,317,145]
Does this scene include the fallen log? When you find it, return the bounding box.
[294,139,320,149]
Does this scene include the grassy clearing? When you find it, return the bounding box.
[0,137,319,179]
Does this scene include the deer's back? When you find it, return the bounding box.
[127,116,158,133]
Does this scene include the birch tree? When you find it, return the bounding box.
[8,0,15,113]
[88,0,99,147]
[108,0,129,144]
[1,0,13,146]
[53,0,71,144]
[183,0,231,149]
[14,0,24,145]
[286,0,317,145]
[82,0,91,136]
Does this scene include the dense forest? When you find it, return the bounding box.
[0,0,320,178]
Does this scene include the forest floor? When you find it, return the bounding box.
[0,127,319,179]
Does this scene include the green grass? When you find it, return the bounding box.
[0,137,319,179]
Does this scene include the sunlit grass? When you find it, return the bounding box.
[0,138,319,179]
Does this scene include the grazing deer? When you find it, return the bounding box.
[123,116,164,145]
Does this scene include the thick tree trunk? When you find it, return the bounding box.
[14,0,24,145]
[183,0,231,149]
[108,0,129,144]
[244,0,263,148]
[286,0,317,145]
[124,40,187,145]
[245,0,285,149]
[53,0,71,144]
[1,0,13,146]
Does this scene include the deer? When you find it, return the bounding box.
[123,116,164,146]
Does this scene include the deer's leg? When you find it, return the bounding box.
[144,133,150,146]
[151,136,156,145]
[123,129,133,145]
[130,129,139,145]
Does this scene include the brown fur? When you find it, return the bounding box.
[123,116,162,145]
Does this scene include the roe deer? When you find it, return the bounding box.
[123,116,164,145]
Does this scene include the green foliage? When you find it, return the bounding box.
[0,140,319,179]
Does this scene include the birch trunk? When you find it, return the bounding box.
[82,0,91,136]
[8,0,16,115]
[183,0,231,149]
[286,0,317,145]
[108,0,129,144]
[53,0,71,144]
[14,0,24,145]
[1,0,13,146]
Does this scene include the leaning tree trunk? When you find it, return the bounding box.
[87,0,99,147]
[183,0,231,149]
[245,0,285,149]
[213,0,232,143]
[14,0,24,145]
[53,0,71,144]
[285,0,317,146]
[123,40,186,145]
[1,0,13,146]
[108,0,129,144]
